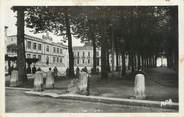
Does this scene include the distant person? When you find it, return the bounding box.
[32,65,36,74]
[96,68,99,74]
[83,66,88,73]
[134,67,146,99]
[45,67,54,88]
[9,65,14,75]
[91,67,97,74]
[27,66,31,74]
[66,67,69,77]
[37,67,41,71]
[75,66,80,78]
[53,66,58,78]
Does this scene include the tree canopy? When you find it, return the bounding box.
[23,6,178,77]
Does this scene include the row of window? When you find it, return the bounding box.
[53,56,63,63]
[27,41,63,54]
[76,59,90,64]
[77,52,90,57]
[53,47,62,54]
[27,54,41,60]
[27,54,62,63]
[27,41,41,50]
[75,58,100,66]
[75,51,100,57]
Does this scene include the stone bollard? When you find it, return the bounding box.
[67,79,79,94]
[66,71,90,95]
[10,70,18,87]
[45,71,54,88]
[34,71,44,91]
[78,71,89,95]
[134,73,146,99]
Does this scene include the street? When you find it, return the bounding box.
[6,89,177,113]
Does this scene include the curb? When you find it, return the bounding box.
[6,87,32,91]
[25,90,178,110]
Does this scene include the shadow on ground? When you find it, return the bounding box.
[5,67,178,102]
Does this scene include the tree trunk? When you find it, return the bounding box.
[106,50,110,72]
[111,26,115,72]
[128,52,131,70]
[64,8,74,78]
[131,52,135,73]
[116,52,119,71]
[146,57,149,69]
[151,56,153,67]
[161,55,163,67]
[121,51,126,76]
[152,56,155,67]
[155,55,157,67]
[8,60,11,75]
[170,7,178,71]
[144,57,146,69]
[173,51,178,71]
[114,37,119,71]
[129,51,133,73]
[138,53,141,68]
[17,7,27,84]
[167,54,170,68]
[141,55,144,69]
[92,29,97,73]
[101,23,108,79]
[167,53,172,68]
[148,57,151,68]
[101,40,107,79]
[142,55,145,70]
[133,53,137,69]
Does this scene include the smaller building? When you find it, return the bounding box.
[73,45,101,70]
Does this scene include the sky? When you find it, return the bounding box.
[4,5,83,46]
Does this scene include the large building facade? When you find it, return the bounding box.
[5,32,68,69]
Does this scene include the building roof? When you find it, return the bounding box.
[73,45,100,50]
[8,34,68,49]
[73,46,93,50]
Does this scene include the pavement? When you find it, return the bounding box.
[24,90,178,109]
[6,89,177,113]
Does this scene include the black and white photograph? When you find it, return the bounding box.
[1,0,183,115]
